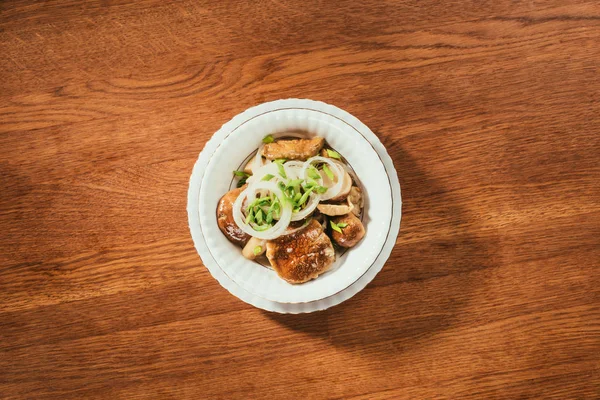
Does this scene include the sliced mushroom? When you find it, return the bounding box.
[317,197,354,216]
[348,186,363,217]
[242,237,267,260]
[329,171,353,201]
[318,165,352,202]
[266,220,335,283]
[217,185,251,247]
[262,137,324,160]
[330,212,365,248]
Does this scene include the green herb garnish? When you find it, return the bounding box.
[330,220,343,233]
[234,170,250,188]
[262,135,274,144]
[252,223,272,232]
[286,179,304,188]
[246,198,265,213]
[261,174,275,181]
[276,162,287,179]
[322,164,334,180]
[271,201,280,216]
[337,223,348,228]
[233,170,250,177]
[245,209,254,224]
[307,166,321,180]
[326,149,341,159]
[253,245,263,255]
[297,187,314,206]
[316,186,328,194]
[255,209,264,224]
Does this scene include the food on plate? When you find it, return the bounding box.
[266,220,335,283]
[262,136,324,160]
[217,185,251,247]
[347,186,363,217]
[330,212,365,248]
[317,197,354,216]
[215,134,365,284]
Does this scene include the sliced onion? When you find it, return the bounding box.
[251,144,265,174]
[332,159,360,187]
[233,181,293,240]
[283,161,305,180]
[246,163,280,185]
[301,156,345,201]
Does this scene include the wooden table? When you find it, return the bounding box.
[1,1,599,399]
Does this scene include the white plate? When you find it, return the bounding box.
[199,108,392,304]
[188,99,402,312]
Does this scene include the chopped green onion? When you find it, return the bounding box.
[271,201,280,215]
[246,198,258,213]
[316,186,328,194]
[236,177,247,188]
[261,174,275,181]
[274,158,287,164]
[326,149,341,159]
[278,182,286,191]
[233,170,250,177]
[337,222,348,228]
[253,245,263,255]
[262,135,274,144]
[298,187,314,206]
[286,179,304,187]
[303,179,319,190]
[255,209,263,224]
[307,166,321,180]
[252,223,272,231]
[276,162,287,179]
[248,197,269,211]
[266,211,273,223]
[322,164,334,180]
[268,196,278,211]
[245,209,254,224]
[330,220,342,233]
[293,193,302,202]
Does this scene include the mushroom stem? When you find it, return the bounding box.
[242,237,266,260]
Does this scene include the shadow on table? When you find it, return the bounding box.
[264,135,499,357]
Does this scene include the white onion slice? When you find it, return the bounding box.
[283,161,305,180]
[332,159,360,187]
[233,181,293,240]
[301,156,345,201]
[251,144,265,174]
[246,163,280,185]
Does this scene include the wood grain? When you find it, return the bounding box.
[1,0,599,399]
